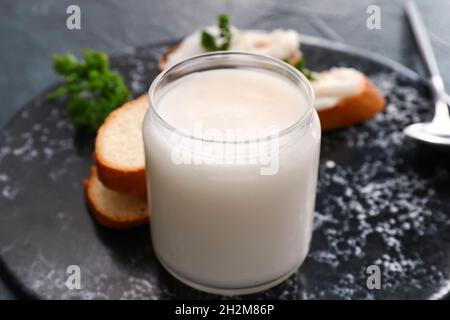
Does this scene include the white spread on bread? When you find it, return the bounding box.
[312,68,365,111]
[165,27,367,113]
[164,26,301,69]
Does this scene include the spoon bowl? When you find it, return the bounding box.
[404,122,450,146]
[404,2,450,147]
[404,100,450,146]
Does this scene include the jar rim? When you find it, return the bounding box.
[147,51,315,144]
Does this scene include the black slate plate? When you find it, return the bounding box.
[1,36,450,300]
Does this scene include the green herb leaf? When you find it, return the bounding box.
[201,14,232,52]
[218,14,231,50]
[201,31,219,51]
[285,58,315,81]
[48,49,130,131]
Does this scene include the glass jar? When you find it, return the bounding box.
[143,52,320,295]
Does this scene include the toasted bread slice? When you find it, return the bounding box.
[317,77,385,131]
[158,43,180,71]
[84,166,149,229]
[95,95,148,196]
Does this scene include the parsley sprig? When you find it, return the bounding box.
[284,57,315,81]
[201,14,314,81]
[201,14,232,51]
[48,49,130,131]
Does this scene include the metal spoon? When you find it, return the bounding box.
[403,1,450,146]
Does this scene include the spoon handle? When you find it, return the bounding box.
[405,1,446,101]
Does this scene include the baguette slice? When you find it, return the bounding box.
[84,166,149,229]
[316,77,385,131]
[95,95,148,196]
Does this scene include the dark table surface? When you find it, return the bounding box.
[1,0,449,300]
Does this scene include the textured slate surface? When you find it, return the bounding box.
[1,38,450,299]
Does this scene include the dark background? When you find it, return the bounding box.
[0,0,449,299]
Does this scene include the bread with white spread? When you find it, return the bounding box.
[312,68,385,130]
[160,35,385,131]
[159,26,303,70]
